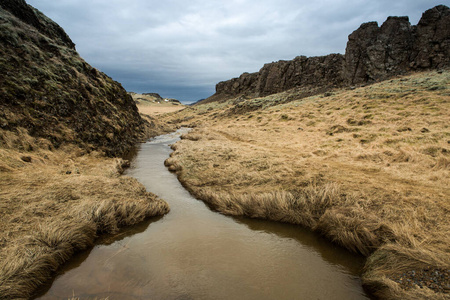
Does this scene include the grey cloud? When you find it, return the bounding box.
[27,0,445,103]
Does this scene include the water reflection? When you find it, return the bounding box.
[233,216,365,275]
[34,216,163,298]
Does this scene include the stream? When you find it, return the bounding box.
[36,128,372,299]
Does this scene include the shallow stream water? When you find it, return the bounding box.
[36,128,372,299]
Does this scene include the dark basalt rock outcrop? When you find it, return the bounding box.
[0,0,145,156]
[216,72,259,97]
[414,5,450,69]
[345,5,450,84]
[344,17,414,84]
[205,5,450,103]
[256,54,345,97]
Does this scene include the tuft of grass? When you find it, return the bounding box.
[0,129,169,299]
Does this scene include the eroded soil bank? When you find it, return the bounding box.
[36,129,371,300]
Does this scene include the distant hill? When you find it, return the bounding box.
[0,0,146,156]
[129,92,182,106]
[202,5,450,104]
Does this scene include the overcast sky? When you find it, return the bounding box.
[27,0,444,103]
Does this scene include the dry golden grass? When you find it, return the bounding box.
[161,70,450,299]
[0,129,169,299]
[137,103,185,116]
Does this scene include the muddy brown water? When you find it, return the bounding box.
[36,128,372,300]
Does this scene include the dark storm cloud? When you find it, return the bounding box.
[27,0,445,103]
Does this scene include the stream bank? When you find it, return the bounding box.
[36,129,371,299]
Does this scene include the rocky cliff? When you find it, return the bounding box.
[345,5,450,85]
[206,5,449,103]
[0,0,145,156]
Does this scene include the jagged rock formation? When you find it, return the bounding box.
[0,0,145,156]
[206,5,450,103]
[257,54,345,96]
[345,6,450,84]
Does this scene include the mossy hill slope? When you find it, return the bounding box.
[0,0,145,156]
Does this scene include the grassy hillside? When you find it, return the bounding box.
[161,70,449,299]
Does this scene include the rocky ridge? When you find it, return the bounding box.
[205,5,450,103]
[0,0,145,156]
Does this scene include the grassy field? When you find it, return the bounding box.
[160,70,450,299]
[137,104,185,116]
[131,92,185,116]
[0,129,169,299]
